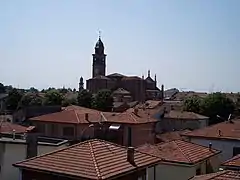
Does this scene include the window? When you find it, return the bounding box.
[233,147,240,156]
[63,127,74,137]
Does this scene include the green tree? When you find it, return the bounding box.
[19,93,43,107]
[29,87,39,93]
[201,92,235,124]
[62,97,77,107]
[92,89,113,111]
[183,96,202,113]
[0,83,6,93]
[44,90,63,106]
[77,89,92,108]
[6,88,23,110]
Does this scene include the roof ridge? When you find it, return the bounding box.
[74,110,80,124]
[89,141,102,180]
[14,139,99,166]
[209,170,229,179]
[129,112,138,123]
[177,139,221,153]
[174,140,192,163]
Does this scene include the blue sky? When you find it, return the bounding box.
[0,0,239,92]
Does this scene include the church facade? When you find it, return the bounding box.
[85,36,164,102]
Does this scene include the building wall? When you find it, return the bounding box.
[21,168,147,180]
[121,123,155,147]
[159,118,208,132]
[188,137,240,163]
[32,121,93,140]
[147,154,220,180]
[0,142,67,180]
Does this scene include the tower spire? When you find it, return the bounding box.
[98,30,101,39]
[148,70,150,77]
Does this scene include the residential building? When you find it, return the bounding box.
[158,110,209,132]
[221,154,240,170]
[189,170,240,180]
[137,140,221,180]
[12,105,62,123]
[0,122,68,180]
[182,120,240,162]
[29,105,158,147]
[155,130,191,143]
[13,139,161,180]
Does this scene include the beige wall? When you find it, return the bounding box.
[121,123,155,147]
[0,142,68,180]
[32,121,93,140]
[147,154,220,180]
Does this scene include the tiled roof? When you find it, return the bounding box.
[172,91,208,101]
[30,109,100,124]
[137,140,220,164]
[156,130,191,143]
[30,105,157,124]
[14,139,161,180]
[222,154,240,168]
[104,110,157,124]
[0,122,28,134]
[164,110,209,120]
[190,170,240,180]
[107,73,126,78]
[112,88,131,95]
[121,76,142,81]
[182,120,240,141]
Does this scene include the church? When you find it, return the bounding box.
[82,35,164,103]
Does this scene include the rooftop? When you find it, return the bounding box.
[0,121,28,134]
[137,140,220,164]
[30,105,157,124]
[190,170,240,180]
[182,120,240,141]
[13,139,161,180]
[164,110,209,120]
[0,135,68,146]
[222,154,240,168]
[156,130,191,143]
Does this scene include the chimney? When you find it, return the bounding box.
[12,129,16,140]
[209,142,212,151]
[127,147,135,164]
[85,113,89,121]
[218,130,222,137]
[161,84,164,100]
[26,126,38,159]
[134,108,138,115]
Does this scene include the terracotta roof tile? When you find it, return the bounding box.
[164,110,209,120]
[30,109,101,124]
[14,139,161,180]
[156,130,191,143]
[190,170,240,180]
[137,140,220,164]
[182,120,240,140]
[104,109,157,124]
[30,105,157,124]
[0,122,28,134]
[222,154,240,168]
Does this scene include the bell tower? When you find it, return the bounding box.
[92,31,106,78]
